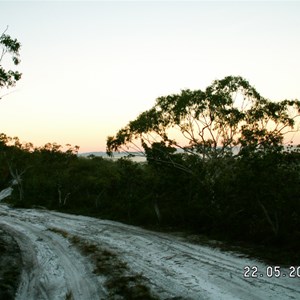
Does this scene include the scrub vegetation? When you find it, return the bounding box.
[0,228,22,300]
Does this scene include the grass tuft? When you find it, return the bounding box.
[65,290,73,300]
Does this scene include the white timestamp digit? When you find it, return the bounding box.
[289,266,300,278]
[244,266,258,278]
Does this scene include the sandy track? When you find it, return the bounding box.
[1,204,300,300]
[0,209,104,299]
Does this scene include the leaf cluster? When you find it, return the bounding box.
[0,28,22,90]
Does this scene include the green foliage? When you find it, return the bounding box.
[1,132,300,263]
[0,27,22,90]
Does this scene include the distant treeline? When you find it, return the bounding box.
[1,133,300,263]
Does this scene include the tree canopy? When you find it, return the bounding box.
[107,76,300,162]
[0,27,22,94]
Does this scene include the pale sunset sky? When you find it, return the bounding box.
[1,1,300,153]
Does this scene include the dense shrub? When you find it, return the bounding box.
[1,135,299,260]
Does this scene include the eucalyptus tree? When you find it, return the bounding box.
[0,27,23,201]
[107,76,300,163]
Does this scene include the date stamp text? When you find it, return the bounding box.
[243,266,300,278]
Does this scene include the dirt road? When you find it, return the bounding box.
[0,204,299,299]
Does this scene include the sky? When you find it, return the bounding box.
[0,1,300,153]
